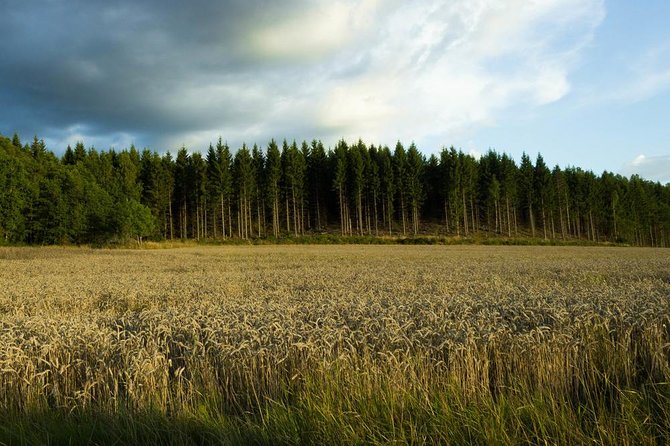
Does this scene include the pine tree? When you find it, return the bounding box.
[366,144,381,235]
[160,151,175,239]
[74,142,86,164]
[333,140,350,235]
[500,153,518,237]
[307,140,328,230]
[215,138,233,239]
[378,145,395,235]
[174,148,191,239]
[519,153,536,237]
[252,144,265,237]
[265,140,282,237]
[349,140,365,235]
[63,145,75,165]
[233,144,254,239]
[393,142,408,235]
[406,143,424,235]
[534,154,551,239]
[206,144,221,238]
[190,152,207,240]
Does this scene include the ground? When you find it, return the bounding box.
[0,245,669,444]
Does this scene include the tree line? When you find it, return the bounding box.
[1,132,669,246]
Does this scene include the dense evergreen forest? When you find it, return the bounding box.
[1,132,669,246]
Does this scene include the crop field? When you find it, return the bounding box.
[0,245,669,445]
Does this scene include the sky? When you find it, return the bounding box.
[1,0,669,184]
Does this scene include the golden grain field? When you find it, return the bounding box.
[1,245,669,444]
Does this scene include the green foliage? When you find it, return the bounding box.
[0,132,668,246]
[0,146,30,242]
[116,199,155,242]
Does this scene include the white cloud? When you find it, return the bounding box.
[246,0,605,149]
[614,69,670,105]
[250,0,379,60]
[620,154,670,184]
[44,125,137,152]
[584,42,670,106]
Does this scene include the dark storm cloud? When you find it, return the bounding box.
[0,0,308,150]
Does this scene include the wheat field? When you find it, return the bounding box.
[0,245,669,445]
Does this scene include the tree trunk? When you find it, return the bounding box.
[356,190,363,235]
[506,196,511,238]
[462,191,468,236]
[575,210,581,239]
[257,201,262,238]
[471,196,477,233]
[228,203,232,240]
[316,190,321,230]
[565,196,571,238]
[221,194,226,239]
[292,187,298,237]
[285,198,290,234]
[196,206,200,240]
[444,200,449,233]
[400,195,406,236]
[529,203,535,238]
[204,201,208,239]
[213,207,217,239]
[240,197,244,239]
[168,192,174,240]
[551,213,556,240]
[612,201,617,241]
[513,207,518,236]
[373,191,379,236]
[273,195,279,237]
[541,200,547,240]
[339,190,344,236]
[182,203,187,239]
[558,200,565,240]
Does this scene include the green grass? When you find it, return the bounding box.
[3,329,670,446]
[2,367,668,445]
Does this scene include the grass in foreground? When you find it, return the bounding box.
[3,351,669,445]
[0,245,668,444]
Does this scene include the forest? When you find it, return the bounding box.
[1,132,669,246]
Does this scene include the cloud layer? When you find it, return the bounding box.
[620,154,670,184]
[0,0,605,152]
